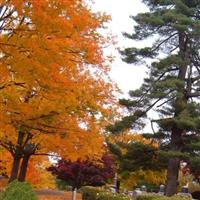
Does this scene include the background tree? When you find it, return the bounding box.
[107,132,162,172]
[0,0,116,183]
[108,0,200,196]
[107,132,166,191]
[121,169,166,192]
[47,155,116,199]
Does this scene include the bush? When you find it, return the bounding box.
[81,186,131,200]
[81,187,192,200]
[136,194,192,200]
[134,182,160,193]
[98,192,131,200]
[81,186,102,200]
[1,180,38,200]
[55,179,72,191]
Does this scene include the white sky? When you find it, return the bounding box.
[93,0,149,95]
[93,0,157,132]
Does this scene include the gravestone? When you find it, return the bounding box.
[158,184,165,195]
[141,185,147,192]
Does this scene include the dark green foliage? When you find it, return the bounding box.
[107,137,168,174]
[120,142,165,171]
[81,186,101,200]
[1,180,38,200]
[55,179,68,190]
[55,179,72,191]
[111,0,200,196]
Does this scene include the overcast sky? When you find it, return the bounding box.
[92,1,157,132]
[93,0,148,95]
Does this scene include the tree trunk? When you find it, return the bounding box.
[165,126,183,196]
[165,119,184,195]
[18,154,30,182]
[165,158,180,196]
[9,131,25,182]
[18,142,35,182]
[165,32,188,196]
[9,155,21,183]
[71,188,77,200]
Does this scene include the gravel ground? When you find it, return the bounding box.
[36,190,82,200]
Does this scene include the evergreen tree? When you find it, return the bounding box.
[109,0,200,196]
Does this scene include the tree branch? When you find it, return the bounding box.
[187,92,200,98]
[152,32,178,52]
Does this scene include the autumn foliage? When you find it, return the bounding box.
[0,0,116,183]
[47,155,116,190]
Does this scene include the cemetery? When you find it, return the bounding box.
[0,0,200,199]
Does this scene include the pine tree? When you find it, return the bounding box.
[109,0,200,196]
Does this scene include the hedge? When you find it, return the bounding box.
[81,186,102,200]
[81,187,193,200]
[136,194,192,200]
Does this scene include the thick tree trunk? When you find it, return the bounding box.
[9,155,21,183]
[18,143,35,182]
[165,127,183,196]
[18,154,30,182]
[9,131,25,182]
[165,158,180,196]
[165,32,188,196]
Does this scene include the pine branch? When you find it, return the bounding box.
[156,95,175,108]
[187,92,200,98]
[152,32,178,52]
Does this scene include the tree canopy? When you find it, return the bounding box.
[0,0,117,183]
[47,155,116,190]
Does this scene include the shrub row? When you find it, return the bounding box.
[137,194,192,200]
[81,186,131,200]
[81,187,192,200]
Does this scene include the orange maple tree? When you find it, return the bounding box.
[0,151,55,189]
[0,0,116,183]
